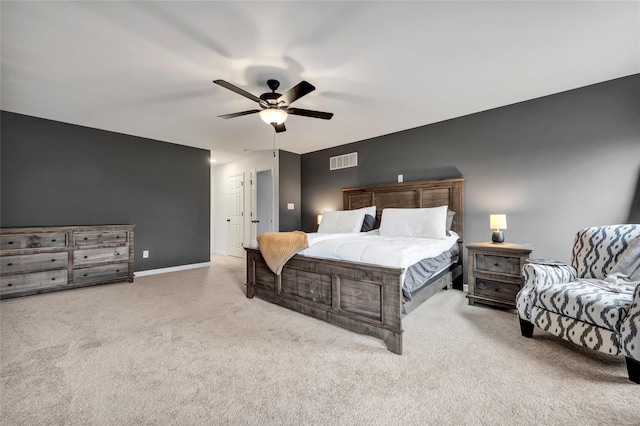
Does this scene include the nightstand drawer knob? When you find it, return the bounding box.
[494,263,499,267]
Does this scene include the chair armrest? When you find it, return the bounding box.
[517,262,577,321]
[622,284,640,361]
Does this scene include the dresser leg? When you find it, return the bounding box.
[519,318,534,338]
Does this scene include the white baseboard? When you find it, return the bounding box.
[135,262,211,277]
[213,250,227,255]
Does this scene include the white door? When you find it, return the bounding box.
[256,170,273,236]
[227,173,244,257]
[250,169,274,242]
[250,170,258,243]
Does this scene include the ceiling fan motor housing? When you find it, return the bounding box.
[259,92,282,105]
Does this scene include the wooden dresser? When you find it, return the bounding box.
[0,225,135,299]
[466,242,534,309]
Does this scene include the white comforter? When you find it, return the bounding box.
[299,230,459,270]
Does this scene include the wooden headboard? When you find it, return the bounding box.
[342,177,464,241]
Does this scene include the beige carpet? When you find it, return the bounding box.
[1,255,638,426]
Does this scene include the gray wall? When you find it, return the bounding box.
[301,74,640,263]
[1,111,211,271]
[279,150,302,231]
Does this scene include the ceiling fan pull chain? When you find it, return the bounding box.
[273,132,276,157]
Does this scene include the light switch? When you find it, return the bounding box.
[398,174,403,183]
[287,203,294,210]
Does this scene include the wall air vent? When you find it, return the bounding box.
[330,152,358,171]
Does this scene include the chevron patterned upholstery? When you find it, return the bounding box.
[517,225,640,383]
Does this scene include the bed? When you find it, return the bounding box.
[244,177,464,354]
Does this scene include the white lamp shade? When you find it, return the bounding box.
[490,214,507,230]
[259,108,288,125]
[317,214,323,225]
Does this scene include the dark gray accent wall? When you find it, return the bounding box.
[301,74,640,263]
[1,111,210,271]
[279,150,302,231]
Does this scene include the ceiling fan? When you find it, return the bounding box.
[213,79,334,133]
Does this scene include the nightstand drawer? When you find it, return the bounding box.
[476,254,520,276]
[475,279,520,302]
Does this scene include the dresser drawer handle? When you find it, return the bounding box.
[116,269,120,273]
[51,259,56,262]
[116,236,120,239]
[51,278,56,281]
[84,255,88,259]
[8,241,13,245]
[83,273,88,277]
[115,252,120,256]
[51,239,56,242]
[7,283,13,287]
[494,263,499,267]
[7,263,13,266]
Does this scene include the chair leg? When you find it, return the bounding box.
[519,318,534,338]
[626,357,640,384]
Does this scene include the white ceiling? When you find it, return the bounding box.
[1,1,639,164]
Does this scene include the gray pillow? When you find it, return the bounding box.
[361,214,377,232]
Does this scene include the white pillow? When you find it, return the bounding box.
[379,206,448,239]
[360,206,376,217]
[359,206,376,225]
[318,209,367,233]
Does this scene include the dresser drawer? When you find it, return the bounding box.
[475,279,521,302]
[74,231,128,246]
[1,252,68,275]
[0,233,67,250]
[74,247,129,266]
[0,269,68,294]
[475,254,520,276]
[73,263,129,284]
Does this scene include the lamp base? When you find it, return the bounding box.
[492,231,505,243]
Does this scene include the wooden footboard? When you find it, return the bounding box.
[245,248,405,354]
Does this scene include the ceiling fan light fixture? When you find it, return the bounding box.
[259,108,288,125]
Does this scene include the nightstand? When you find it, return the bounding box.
[466,242,534,309]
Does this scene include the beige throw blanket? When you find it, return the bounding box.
[257,231,309,275]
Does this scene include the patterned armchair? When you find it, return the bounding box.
[516,225,640,383]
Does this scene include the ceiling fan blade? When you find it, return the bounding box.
[272,122,286,133]
[287,108,334,120]
[213,80,264,104]
[218,109,261,119]
[277,81,316,105]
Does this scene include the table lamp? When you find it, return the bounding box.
[490,214,507,243]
